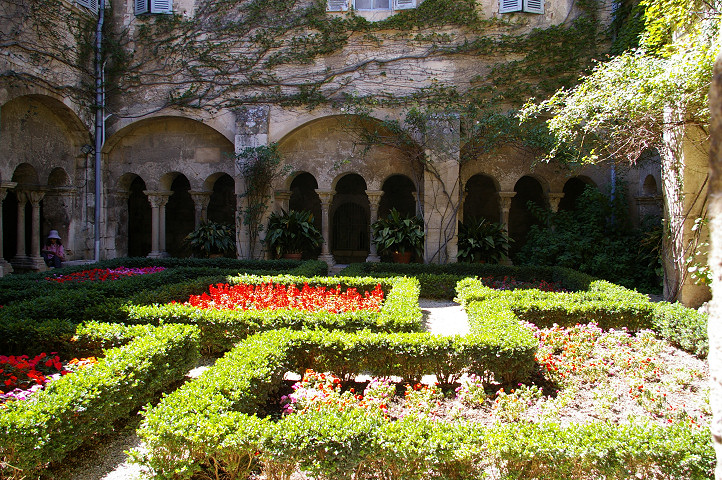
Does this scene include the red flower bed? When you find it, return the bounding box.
[46,266,166,284]
[185,282,384,313]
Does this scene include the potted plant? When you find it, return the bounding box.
[457,217,511,264]
[184,221,237,258]
[265,209,323,259]
[371,208,424,263]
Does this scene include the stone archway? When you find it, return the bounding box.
[559,176,596,212]
[207,174,236,225]
[165,174,195,257]
[463,174,500,224]
[379,174,416,218]
[509,176,546,254]
[127,176,152,257]
[331,174,369,264]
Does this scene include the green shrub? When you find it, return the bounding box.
[0,323,200,477]
[124,275,423,354]
[137,328,713,480]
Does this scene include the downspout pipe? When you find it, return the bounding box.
[94,0,105,263]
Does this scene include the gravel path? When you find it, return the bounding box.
[55,300,469,480]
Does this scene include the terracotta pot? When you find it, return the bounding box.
[282,252,303,260]
[392,251,412,264]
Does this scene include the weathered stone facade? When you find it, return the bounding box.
[2,0,702,301]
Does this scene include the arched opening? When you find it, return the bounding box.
[128,177,151,257]
[165,175,195,257]
[379,174,416,218]
[643,175,658,196]
[207,174,236,225]
[509,176,545,254]
[463,174,499,223]
[289,172,322,231]
[331,174,369,264]
[559,177,596,212]
[6,164,43,260]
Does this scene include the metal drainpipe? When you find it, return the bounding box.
[94,0,105,263]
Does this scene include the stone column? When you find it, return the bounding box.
[365,190,384,263]
[315,189,335,266]
[13,190,28,269]
[548,193,565,213]
[274,190,292,213]
[498,191,516,233]
[144,191,172,258]
[0,182,17,275]
[423,114,461,264]
[189,191,212,227]
[27,190,47,270]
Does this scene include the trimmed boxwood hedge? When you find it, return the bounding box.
[0,323,200,477]
[340,262,595,297]
[456,277,709,357]
[137,328,713,480]
[123,274,424,354]
[0,261,328,355]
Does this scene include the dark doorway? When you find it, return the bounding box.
[127,177,151,257]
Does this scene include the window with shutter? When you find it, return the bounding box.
[523,0,544,14]
[76,0,98,13]
[150,0,173,14]
[327,0,349,11]
[135,0,149,14]
[498,0,522,13]
[394,0,416,10]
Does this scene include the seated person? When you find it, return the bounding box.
[42,230,65,268]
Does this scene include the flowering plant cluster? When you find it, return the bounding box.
[186,282,384,313]
[0,354,97,406]
[281,370,392,416]
[402,382,444,419]
[479,276,566,292]
[454,374,487,407]
[46,266,166,283]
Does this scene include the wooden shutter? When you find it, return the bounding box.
[88,0,99,12]
[394,0,416,9]
[523,0,544,14]
[498,0,521,13]
[135,0,149,15]
[150,0,173,14]
[327,0,349,11]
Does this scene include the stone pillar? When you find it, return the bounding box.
[498,191,516,233]
[27,190,47,270]
[423,114,461,264]
[189,191,212,227]
[706,48,722,479]
[0,182,17,275]
[11,190,29,271]
[548,193,565,213]
[274,190,292,213]
[365,190,384,262]
[315,189,335,266]
[144,191,172,258]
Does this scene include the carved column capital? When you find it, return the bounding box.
[315,189,336,207]
[548,192,565,213]
[498,191,516,211]
[26,189,46,207]
[365,190,384,207]
[144,190,173,208]
[189,191,212,208]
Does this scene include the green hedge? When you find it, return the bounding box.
[0,323,200,476]
[124,275,423,354]
[137,328,712,480]
[456,277,709,358]
[340,262,595,298]
[0,261,328,355]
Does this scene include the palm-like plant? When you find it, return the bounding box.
[185,222,236,258]
[265,209,323,258]
[371,208,425,258]
[457,217,511,263]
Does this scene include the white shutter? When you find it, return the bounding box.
[135,0,149,15]
[88,0,99,12]
[150,0,173,14]
[394,0,416,9]
[523,0,544,14]
[499,0,521,13]
[327,0,349,11]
